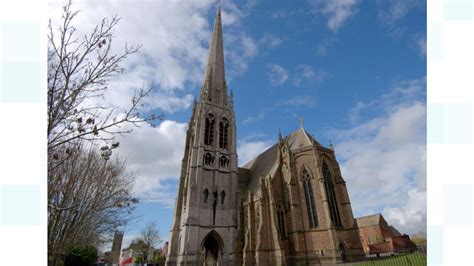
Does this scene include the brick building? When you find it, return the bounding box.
[356,214,416,255]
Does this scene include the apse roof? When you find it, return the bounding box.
[238,127,324,196]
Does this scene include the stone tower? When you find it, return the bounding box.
[109,231,123,264]
[166,5,238,266]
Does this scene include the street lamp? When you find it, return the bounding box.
[100,141,120,162]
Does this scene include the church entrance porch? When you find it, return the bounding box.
[200,231,224,266]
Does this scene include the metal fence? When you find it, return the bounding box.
[235,245,427,265]
[340,245,427,266]
[139,245,427,265]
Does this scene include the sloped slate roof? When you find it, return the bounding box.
[238,127,323,197]
[286,128,321,150]
[240,144,279,195]
[355,214,383,228]
[389,225,402,236]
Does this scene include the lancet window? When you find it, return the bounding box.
[219,156,229,168]
[204,153,214,166]
[219,118,229,149]
[203,189,209,203]
[302,168,318,228]
[204,114,215,145]
[322,162,342,227]
[221,190,225,204]
[277,205,287,238]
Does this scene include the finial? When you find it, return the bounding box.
[299,117,304,128]
[329,139,334,151]
[278,128,283,143]
[194,96,197,105]
[230,88,233,97]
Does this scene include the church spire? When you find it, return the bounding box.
[201,2,227,105]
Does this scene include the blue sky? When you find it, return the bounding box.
[49,0,426,250]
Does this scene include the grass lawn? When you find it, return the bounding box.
[352,252,427,266]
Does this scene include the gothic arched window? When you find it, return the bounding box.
[204,114,215,145]
[221,190,225,204]
[219,156,229,168]
[219,118,229,149]
[203,189,209,203]
[322,162,342,227]
[204,153,214,166]
[277,205,287,238]
[302,168,318,228]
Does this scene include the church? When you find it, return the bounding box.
[166,6,366,265]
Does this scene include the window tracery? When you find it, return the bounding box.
[322,162,342,227]
[219,118,229,149]
[302,168,318,228]
[204,113,215,145]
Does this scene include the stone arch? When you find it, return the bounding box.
[200,230,224,266]
[339,242,347,262]
[300,164,314,180]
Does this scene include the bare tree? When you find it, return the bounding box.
[47,0,161,155]
[48,145,138,265]
[47,2,161,265]
[128,222,162,263]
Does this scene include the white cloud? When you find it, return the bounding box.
[376,0,424,39]
[308,0,358,32]
[260,33,284,48]
[49,0,257,115]
[333,79,426,235]
[114,120,187,204]
[271,9,305,19]
[225,33,259,78]
[299,65,315,78]
[383,188,426,234]
[237,139,273,166]
[378,0,423,25]
[142,92,194,114]
[242,112,265,125]
[348,77,426,123]
[279,96,316,108]
[316,37,337,56]
[416,35,426,58]
[292,65,327,87]
[48,1,259,208]
[267,64,289,86]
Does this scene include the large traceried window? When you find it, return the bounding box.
[219,118,229,149]
[322,162,342,227]
[302,168,318,228]
[204,114,215,145]
[277,205,287,238]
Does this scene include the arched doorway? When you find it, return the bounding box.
[200,231,223,266]
[339,242,347,262]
